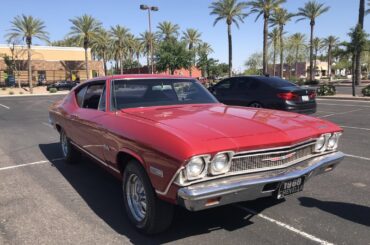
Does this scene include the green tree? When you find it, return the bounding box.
[91,29,111,76]
[197,42,214,77]
[270,8,294,77]
[157,21,180,41]
[350,26,368,92]
[355,0,366,85]
[155,38,192,75]
[248,0,286,75]
[6,15,49,93]
[244,52,263,75]
[289,33,306,77]
[139,31,156,72]
[110,25,130,74]
[312,37,323,76]
[68,15,102,80]
[268,28,280,76]
[182,28,202,77]
[296,0,329,81]
[210,0,247,77]
[323,36,339,81]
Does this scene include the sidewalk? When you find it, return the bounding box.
[317,94,370,101]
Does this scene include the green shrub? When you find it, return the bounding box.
[362,85,370,97]
[8,90,14,95]
[49,88,58,93]
[19,91,23,95]
[305,80,320,85]
[317,84,336,96]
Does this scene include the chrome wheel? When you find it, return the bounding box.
[249,102,262,108]
[126,174,147,222]
[61,131,68,157]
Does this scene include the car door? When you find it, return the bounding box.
[225,78,253,106]
[69,81,107,161]
[211,79,235,104]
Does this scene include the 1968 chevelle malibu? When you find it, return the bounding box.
[49,74,344,234]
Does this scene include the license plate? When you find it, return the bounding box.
[302,95,309,101]
[277,177,305,199]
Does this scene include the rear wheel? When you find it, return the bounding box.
[249,102,263,108]
[123,161,173,234]
[60,129,80,163]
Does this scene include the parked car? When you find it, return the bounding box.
[46,80,79,91]
[49,75,343,234]
[209,76,317,114]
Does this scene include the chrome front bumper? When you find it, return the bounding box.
[177,151,344,211]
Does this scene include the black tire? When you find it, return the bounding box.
[60,129,80,164]
[249,102,263,108]
[123,160,174,234]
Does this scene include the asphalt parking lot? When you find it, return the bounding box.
[0,95,369,245]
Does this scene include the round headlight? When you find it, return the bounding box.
[315,135,327,152]
[186,157,206,180]
[327,133,340,150]
[210,153,230,175]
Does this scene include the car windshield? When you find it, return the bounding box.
[112,79,218,110]
[261,77,298,88]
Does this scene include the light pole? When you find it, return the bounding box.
[140,4,158,74]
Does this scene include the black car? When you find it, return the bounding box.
[209,76,316,114]
[46,81,79,91]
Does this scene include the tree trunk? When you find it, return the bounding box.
[295,47,299,78]
[355,0,364,86]
[314,49,318,78]
[279,27,284,78]
[103,53,107,76]
[273,39,277,76]
[120,54,124,74]
[327,48,330,81]
[352,53,356,96]
[263,16,269,75]
[227,24,232,77]
[27,44,33,94]
[84,47,90,80]
[309,22,314,81]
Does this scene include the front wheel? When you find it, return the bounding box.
[249,102,263,108]
[123,161,173,234]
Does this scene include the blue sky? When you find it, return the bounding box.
[0,0,368,71]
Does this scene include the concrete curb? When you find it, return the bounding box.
[317,96,370,101]
[0,91,69,98]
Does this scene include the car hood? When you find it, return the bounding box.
[122,104,341,152]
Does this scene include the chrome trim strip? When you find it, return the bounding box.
[71,142,120,174]
[155,167,185,196]
[233,139,316,157]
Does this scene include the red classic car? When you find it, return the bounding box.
[49,74,344,234]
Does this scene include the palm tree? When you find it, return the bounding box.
[110,25,130,74]
[323,36,339,81]
[6,15,49,93]
[268,28,280,76]
[270,8,294,78]
[312,37,323,76]
[157,21,180,40]
[182,28,202,77]
[197,42,214,77]
[91,29,111,76]
[210,0,247,77]
[296,0,330,81]
[68,15,102,80]
[355,0,366,85]
[139,31,156,72]
[367,0,370,15]
[290,33,306,77]
[248,0,286,75]
[131,38,143,72]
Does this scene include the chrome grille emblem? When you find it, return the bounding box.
[262,152,296,162]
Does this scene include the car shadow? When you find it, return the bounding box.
[39,142,284,244]
[298,197,370,227]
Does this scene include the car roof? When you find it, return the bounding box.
[88,74,194,82]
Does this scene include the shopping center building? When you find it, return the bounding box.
[0,44,104,85]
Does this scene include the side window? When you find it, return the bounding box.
[98,87,106,111]
[83,83,105,109]
[235,79,251,90]
[76,86,87,107]
[249,80,261,90]
[216,79,231,89]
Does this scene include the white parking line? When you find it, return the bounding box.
[42,122,53,128]
[234,205,334,245]
[319,103,370,108]
[0,103,10,109]
[0,158,64,172]
[318,109,364,118]
[317,99,370,104]
[340,125,370,131]
[345,154,370,161]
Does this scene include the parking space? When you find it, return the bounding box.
[0,95,369,244]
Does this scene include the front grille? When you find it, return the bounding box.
[230,142,315,174]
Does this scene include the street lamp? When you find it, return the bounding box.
[140,4,158,74]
